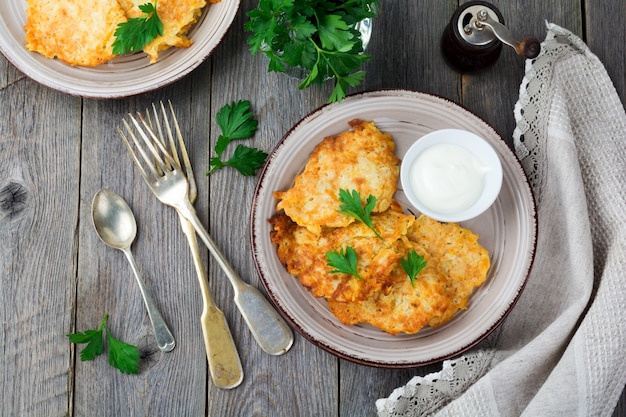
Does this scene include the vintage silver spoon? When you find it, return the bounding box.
[92,188,175,352]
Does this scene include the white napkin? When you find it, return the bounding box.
[376,23,626,417]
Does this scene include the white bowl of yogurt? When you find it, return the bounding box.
[400,129,503,223]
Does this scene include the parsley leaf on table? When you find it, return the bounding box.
[207,100,268,176]
[326,246,362,280]
[107,331,140,375]
[112,2,163,56]
[67,313,140,374]
[401,249,428,287]
[245,0,380,103]
[67,321,105,362]
[336,188,382,239]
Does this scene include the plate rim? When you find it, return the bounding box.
[0,0,240,98]
[250,88,538,368]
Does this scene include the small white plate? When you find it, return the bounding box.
[400,128,503,222]
[0,0,239,98]
[251,89,537,368]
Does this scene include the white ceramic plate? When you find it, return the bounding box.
[251,89,537,368]
[0,0,239,98]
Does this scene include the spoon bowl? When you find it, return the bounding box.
[92,190,137,249]
[92,189,175,352]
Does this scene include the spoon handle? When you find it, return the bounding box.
[177,200,293,356]
[123,248,176,352]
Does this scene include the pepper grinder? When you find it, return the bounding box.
[441,1,541,73]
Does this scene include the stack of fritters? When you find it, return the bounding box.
[271,119,490,335]
[24,0,213,66]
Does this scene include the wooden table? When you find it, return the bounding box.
[1,1,624,416]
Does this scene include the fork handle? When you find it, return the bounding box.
[179,217,244,389]
[177,201,294,356]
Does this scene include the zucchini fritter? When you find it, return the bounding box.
[274,119,399,235]
[118,0,207,63]
[25,0,126,66]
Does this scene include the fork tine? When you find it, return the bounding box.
[121,118,162,180]
[164,101,197,199]
[146,103,173,174]
[139,112,183,173]
[157,102,178,164]
[128,113,180,176]
[118,127,156,184]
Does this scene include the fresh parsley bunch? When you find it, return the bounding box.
[245,0,380,103]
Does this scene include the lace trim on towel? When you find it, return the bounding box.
[375,327,501,417]
[513,23,588,205]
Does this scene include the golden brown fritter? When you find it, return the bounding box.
[25,0,126,66]
[407,215,490,326]
[327,257,451,335]
[118,0,207,63]
[274,119,400,235]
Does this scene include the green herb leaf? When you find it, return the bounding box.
[222,144,269,176]
[326,246,362,280]
[207,100,267,176]
[67,315,106,362]
[245,0,380,103]
[107,332,140,375]
[336,188,382,239]
[318,14,354,52]
[401,249,428,287]
[112,2,163,56]
[216,100,258,140]
[67,313,140,374]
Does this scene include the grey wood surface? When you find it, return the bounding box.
[1,1,624,416]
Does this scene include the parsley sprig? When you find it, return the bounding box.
[245,0,380,103]
[337,188,382,239]
[326,246,362,280]
[401,249,428,287]
[207,100,268,176]
[67,313,140,374]
[112,2,163,56]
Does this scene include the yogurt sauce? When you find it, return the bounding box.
[409,143,489,214]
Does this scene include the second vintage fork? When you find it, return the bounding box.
[120,102,293,357]
[147,102,243,389]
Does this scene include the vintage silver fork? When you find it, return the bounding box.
[119,103,293,357]
[145,102,243,388]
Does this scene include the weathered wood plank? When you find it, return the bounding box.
[585,0,625,106]
[361,1,461,101]
[0,68,80,416]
